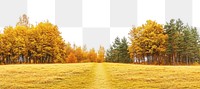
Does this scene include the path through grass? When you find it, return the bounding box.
[1,63,200,89]
[90,63,110,89]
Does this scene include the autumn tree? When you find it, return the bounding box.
[129,20,168,64]
[2,26,16,64]
[64,42,74,62]
[128,19,199,65]
[13,26,28,63]
[0,14,66,64]
[74,46,84,62]
[1,14,199,65]
[66,52,77,63]
[0,34,3,64]
[128,26,144,64]
[82,44,89,62]
[87,48,97,62]
[97,46,105,63]
[32,21,65,63]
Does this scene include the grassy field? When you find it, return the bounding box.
[1,63,200,89]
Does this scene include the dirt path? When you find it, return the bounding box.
[90,63,111,89]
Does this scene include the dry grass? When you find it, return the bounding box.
[105,63,200,89]
[1,63,200,89]
[0,63,95,89]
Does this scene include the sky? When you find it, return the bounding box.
[0,0,200,50]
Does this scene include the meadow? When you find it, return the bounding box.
[0,63,200,89]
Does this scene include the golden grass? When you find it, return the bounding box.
[0,63,95,89]
[1,63,200,89]
[105,63,200,89]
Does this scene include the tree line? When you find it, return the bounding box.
[105,37,131,63]
[0,14,105,64]
[0,14,199,65]
[106,19,200,65]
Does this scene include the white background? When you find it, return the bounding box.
[0,0,198,50]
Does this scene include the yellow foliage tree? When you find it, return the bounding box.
[129,20,168,64]
[97,46,105,63]
[66,52,77,63]
[74,46,83,62]
[87,48,97,62]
